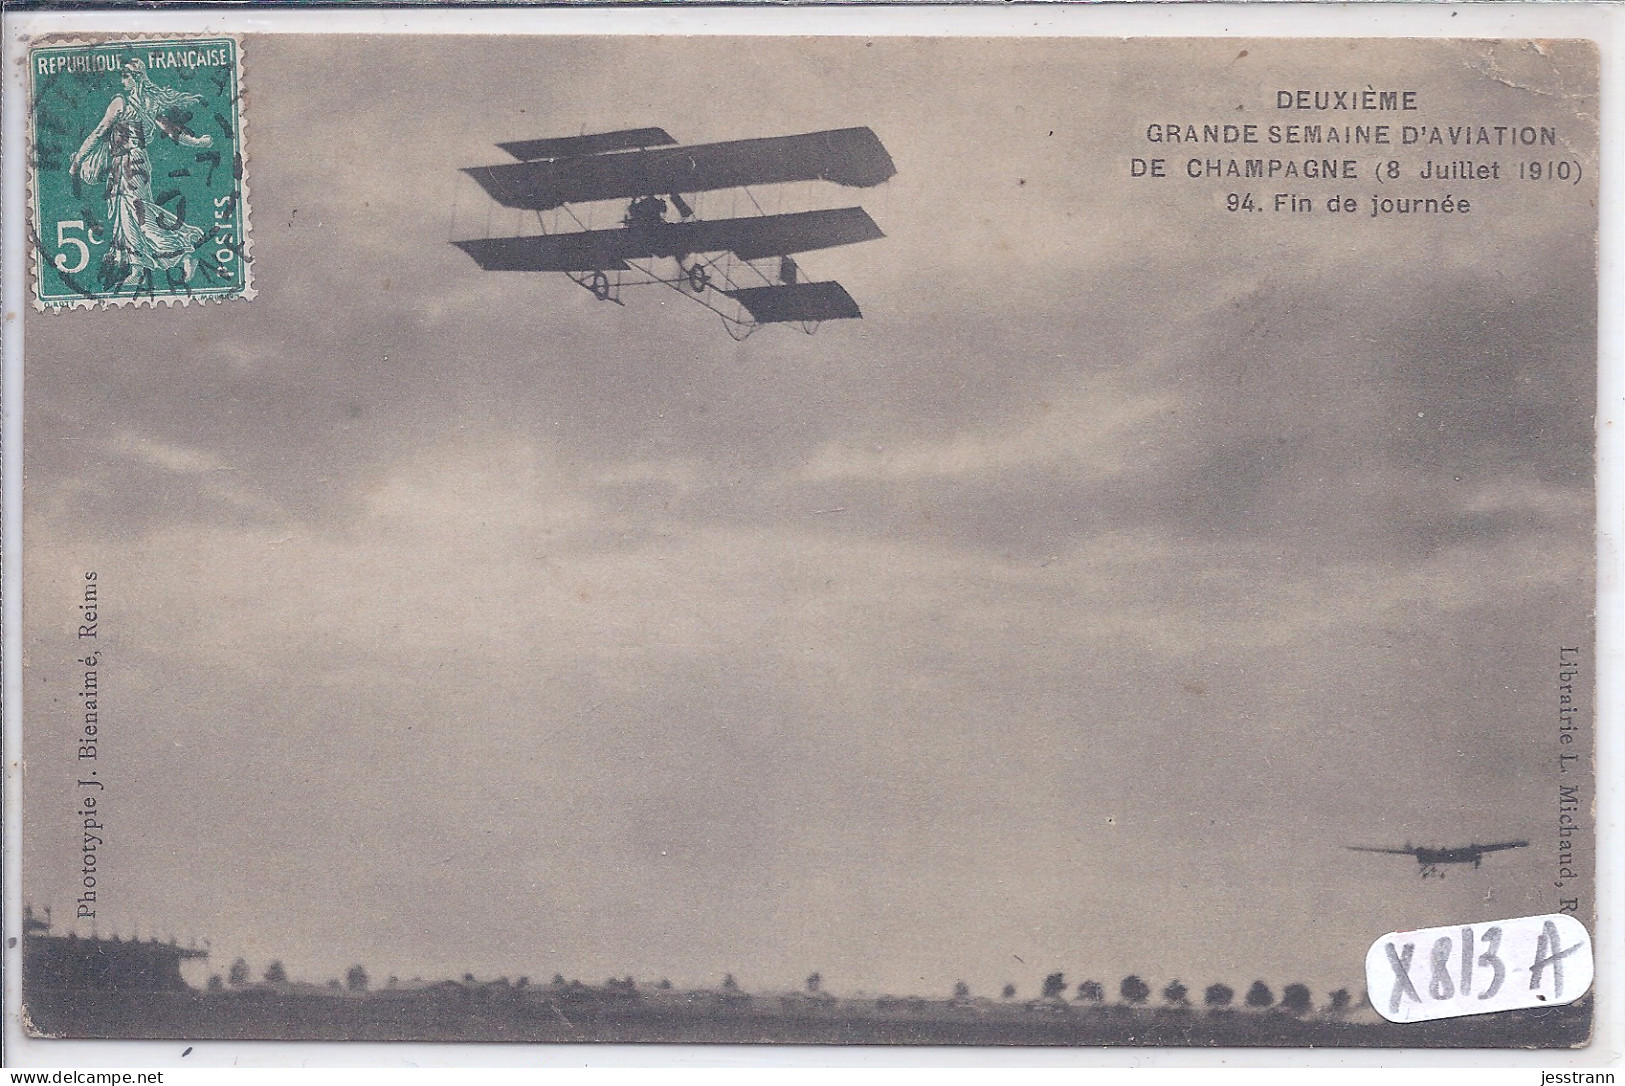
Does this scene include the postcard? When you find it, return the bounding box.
[5,20,1602,1052]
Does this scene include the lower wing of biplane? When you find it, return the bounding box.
[453,127,894,338]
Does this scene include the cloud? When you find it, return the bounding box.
[797,389,1174,484]
[113,433,230,475]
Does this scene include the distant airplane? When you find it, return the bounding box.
[1346,840,1529,879]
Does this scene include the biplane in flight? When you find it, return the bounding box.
[1346,840,1529,879]
[454,126,895,338]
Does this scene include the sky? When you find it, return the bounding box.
[22,35,1597,1003]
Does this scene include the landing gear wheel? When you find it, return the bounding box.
[586,270,611,300]
[688,264,710,293]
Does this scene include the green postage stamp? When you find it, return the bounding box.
[28,37,251,309]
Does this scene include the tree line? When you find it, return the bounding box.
[981,972,1354,1015]
[206,959,1357,1015]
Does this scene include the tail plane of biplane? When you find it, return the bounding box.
[453,126,894,338]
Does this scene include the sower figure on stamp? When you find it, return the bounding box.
[68,58,213,290]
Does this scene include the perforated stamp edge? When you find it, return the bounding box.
[26,33,254,311]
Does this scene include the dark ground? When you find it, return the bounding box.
[22,986,1592,1048]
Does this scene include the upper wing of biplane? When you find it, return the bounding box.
[497,128,676,162]
[1345,846,1418,856]
[466,127,897,210]
[453,206,884,271]
[1474,840,1530,853]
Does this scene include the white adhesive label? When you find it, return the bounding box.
[1365,914,1592,1022]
